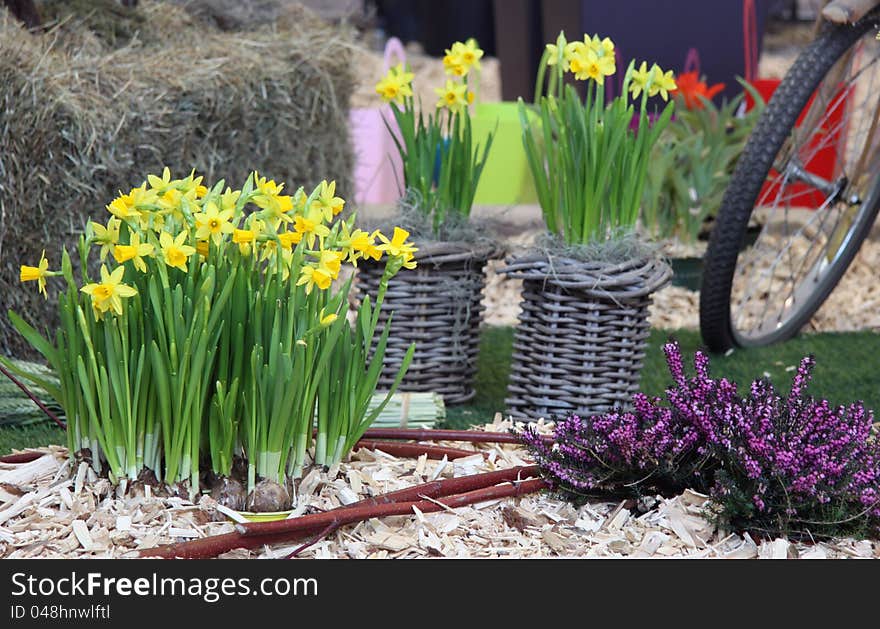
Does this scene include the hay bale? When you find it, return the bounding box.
[0,1,354,358]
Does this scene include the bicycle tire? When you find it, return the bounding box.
[700,10,880,352]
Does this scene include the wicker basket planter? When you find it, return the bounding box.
[502,252,671,421]
[357,241,499,404]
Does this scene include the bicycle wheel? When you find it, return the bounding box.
[700,10,880,351]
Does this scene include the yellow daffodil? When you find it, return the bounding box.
[570,49,615,84]
[455,39,484,70]
[80,265,138,319]
[278,230,302,250]
[252,172,294,224]
[232,228,256,255]
[178,170,207,198]
[296,264,333,294]
[293,208,331,248]
[195,201,235,245]
[343,228,383,266]
[147,167,173,193]
[90,217,122,261]
[375,63,414,104]
[442,53,467,77]
[106,186,152,224]
[377,227,418,269]
[588,35,615,58]
[196,240,210,258]
[648,64,677,101]
[316,249,343,280]
[19,250,51,298]
[319,310,338,326]
[435,79,470,113]
[159,231,196,272]
[219,187,241,213]
[311,180,345,221]
[112,232,154,273]
[443,39,484,77]
[629,61,652,99]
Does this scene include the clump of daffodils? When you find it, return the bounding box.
[521,32,677,245]
[22,169,416,309]
[374,39,492,233]
[11,169,417,501]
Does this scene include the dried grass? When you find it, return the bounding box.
[0,0,354,357]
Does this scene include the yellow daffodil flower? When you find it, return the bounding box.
[442,54,467,77]
[195,201,235,245]
[112,232,154,273]
[147,167,173,193]
[443,39,484,77]
[106,187,150,224]
[629,61,652,99]
[375,63,415,104]
[312,180,345,221]
[377,227,418,269]
[588,35,615,58]
[278,230,302,250]
[293,208,331,248]
[296,264,333,294]
[232,228,256,255]
[80,265,138,319]
[648,64,677,101]
[219,187,241,213]
[19,250,51,298]
[90,217,122,261]
[252,172,294,224]
[196,240,209,258]
[319,310,338,326]
[316,249,343,280]
[435,79,470,113]
[455,39,484,70]
[343,228,383,266]
[570,49,615,84]
[159,231,196,272]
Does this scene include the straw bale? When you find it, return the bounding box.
[0,1,354,357]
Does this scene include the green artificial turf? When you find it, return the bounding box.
[2,326,879,453]
[441,326,880,429]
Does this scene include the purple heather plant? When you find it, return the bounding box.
[520,342,880,536]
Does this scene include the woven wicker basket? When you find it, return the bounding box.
[357,241,499,405]
[502,252,671,421]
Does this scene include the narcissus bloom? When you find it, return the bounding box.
[312,180,345,221]
[19,250,51,298]
[444,39,484,76]
[159,231,196,272]
[195,201,235,245]
[296,264,333,294]
[113,232,154,273]
[570,49,615,84]
[435,79,471,113]
[648,64,677,101]
[293,208,331,248]
[90,217,122,261]
[81,265,138,319]
[377,227,418,269]
[375,63,414,104]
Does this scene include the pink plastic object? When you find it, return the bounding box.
[350,37,406,206]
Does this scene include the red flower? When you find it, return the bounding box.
[673,71,725,109]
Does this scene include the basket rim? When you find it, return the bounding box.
[501,249,671,300]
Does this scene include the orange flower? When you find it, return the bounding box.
[673,71,725,110]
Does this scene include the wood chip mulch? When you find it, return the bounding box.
[2,419,878,559]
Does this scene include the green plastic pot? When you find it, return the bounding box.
[471,102,538,205]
